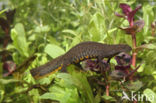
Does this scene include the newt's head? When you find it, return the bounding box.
[105,44,131,58]
[117,44,132,53]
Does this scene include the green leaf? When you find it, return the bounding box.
[88,12,107,41]
[29,89,40,103]
[47,36,60,45]
[40,92,56,100]
[35,25,50,33]
[0,9,7,15]
[62,29,77,36]
[70,36,81,49]
[137,63,145,72]
[0,79,19,84]
[94,89,102,103]
[136,44,156,52]
[55,70,95,103]
[38,77,53,85]
[143,88,156,103]
[143,4,154,35]
[126,80,143,91]
[40,87,81,103]
[0,90,4,103]
[44,44,65,58]
[102,95,116,101]
[56,73,75,87]
[11,23,29,57]
[108,28,117,34]
[70,71,95,103]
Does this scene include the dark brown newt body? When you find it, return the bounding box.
[30,55,65,79]
[30,41,131,79]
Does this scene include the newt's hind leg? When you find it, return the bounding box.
[98,61,108,72]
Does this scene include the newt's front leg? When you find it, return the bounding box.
[97,57,108,72]
[74,63,83,70]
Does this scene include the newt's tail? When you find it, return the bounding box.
[30,55,64,79]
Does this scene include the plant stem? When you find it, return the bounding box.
[106,85,109,96]
[131,33,137,103]
[132,33,137,67]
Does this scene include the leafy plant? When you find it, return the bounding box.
[0,0,156,103]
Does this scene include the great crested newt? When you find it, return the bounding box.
[30,41,132,79]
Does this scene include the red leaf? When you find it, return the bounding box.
[119,3,132,15]
[3,61,16,77]
[119,20,144,34]
[119,26,138,35]
[127,5,142,26]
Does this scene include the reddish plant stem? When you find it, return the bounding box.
[103,71,109,96]
[130,22,137,68]
[131,31,137,103]
[106,85,109,96]
[152,28,155,37]
[129,33,136,82]
[131,33,137,67]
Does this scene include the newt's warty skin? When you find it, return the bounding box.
[30,41,131,79]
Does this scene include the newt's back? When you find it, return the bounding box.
[63,41,131,64]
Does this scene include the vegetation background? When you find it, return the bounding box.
[0,0,156,103]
